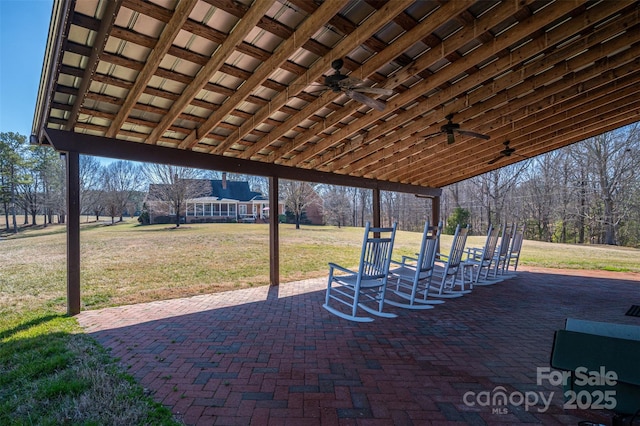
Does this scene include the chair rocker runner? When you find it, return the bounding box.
[323,222,398,322]
[430,224,471,297]
[464,224,503,285]
[386,221,444,310]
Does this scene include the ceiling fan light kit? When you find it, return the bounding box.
[488,141,517,165]
[321,58,392,111]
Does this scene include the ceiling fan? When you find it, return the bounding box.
[488,141,517,164]
[316,58,394,111]
[423,114,490,144]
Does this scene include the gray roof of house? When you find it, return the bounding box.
[209,180,265,202]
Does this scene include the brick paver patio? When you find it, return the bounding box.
[77,267,640,425]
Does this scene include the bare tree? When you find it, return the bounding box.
[469,162,528,231]
[281,180,318,229]
[575,125,640,245]
[520,153,558,242]
[143,164,209,227]
[102,161,142,224]
[79,155,104,221]
[321,185,351,227]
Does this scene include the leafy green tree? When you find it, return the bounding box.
[18,144,60,226]
[40,147,65,225]
[444,207,470,235]
[0,132,28,232]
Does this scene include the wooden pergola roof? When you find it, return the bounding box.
[32,0,640,192]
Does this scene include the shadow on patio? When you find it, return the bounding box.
[77,268,640,425]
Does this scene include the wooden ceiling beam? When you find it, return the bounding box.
[427,79,640,178]
[423,94,640,185]
[64,0,122,130]
[178,0,349,151]
[44,128,441,197]
[362,71,640,183]
[284,0,545,169]
[110,26,156,48]
[392,56,640,184]
[211,0,415,157]
[405,40,640,182]
[106,0,198,138]
[435,19,640,143]
[59,64,84,78]
[254,1,472,163]
[312,0,604,170]
[144,0,276,145]
[102,36,315,109]
[71,11,101,31]
[34,0,640,191]
[322,0,633,177]
[426,101,640,187]
[328,1,621,172]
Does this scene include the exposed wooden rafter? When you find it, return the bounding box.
[144,0,276,145]
[105,0,198,138]
[33,0,640,189]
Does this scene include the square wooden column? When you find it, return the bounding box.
[372,187,381,228]
[432,195,440,227]
[66,151,81,315]
[269,176,279,286]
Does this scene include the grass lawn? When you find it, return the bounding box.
[1,219,638,424]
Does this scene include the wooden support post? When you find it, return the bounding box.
[269,176,279,286]
[432,195,441,228]
[432,195,441,254]
[66,151,81,315]
[372,188,381,228]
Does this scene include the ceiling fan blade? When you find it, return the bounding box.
[338,76,365,88]
[345,89,386,111]
[487,155,504,165]
[456,129,490,140]
[352,87,394,96]
[447,131,455,144]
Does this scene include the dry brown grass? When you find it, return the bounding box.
[2,219,638,317]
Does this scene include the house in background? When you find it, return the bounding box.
[146,173,284,224]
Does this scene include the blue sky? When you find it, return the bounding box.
[0,0,54,137]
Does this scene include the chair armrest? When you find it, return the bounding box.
[328,262,356,275]
[401,255,419,264]
[465,247,483,260]
[436,253,450,262]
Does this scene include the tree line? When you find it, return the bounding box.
[2,125,639,247]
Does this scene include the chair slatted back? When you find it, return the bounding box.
[447,224,469,268]
[360,223,397,279]
[482,224,502,261]
[418,221,441,273]
[498,223,512,257]
[510,223,525,254]
[511,231,523,254]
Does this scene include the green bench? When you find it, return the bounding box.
[550,319,640,421]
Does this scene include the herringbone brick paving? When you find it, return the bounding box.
[77,267,640,425]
